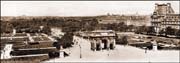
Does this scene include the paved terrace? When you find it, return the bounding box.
[44,36,179,62]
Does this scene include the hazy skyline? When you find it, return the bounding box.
[1,1,179,16]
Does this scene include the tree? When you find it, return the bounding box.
[165,26,176,35]
[121,36,128,45]
[116,36,128,45]
[58,32,74,48]
[1,22,13,33]
[147,26,156,35]
[80,19,99,31]
[135,25,147,34]
[127,25,135,32]
[175,29,180,37]
[159,29,165,36]
[41,26,51,35]
[118,22,127,32]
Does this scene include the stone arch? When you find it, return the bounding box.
[109,37,115,49]
[102,39,108,49]
[96,43,101,50]
[110,43,114,49]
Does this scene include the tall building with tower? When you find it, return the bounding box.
[151,3,180,34]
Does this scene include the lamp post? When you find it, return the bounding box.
[79,36,82,59]
[79,45,82,58]
[144,47,151,63]
[80,46,82,58]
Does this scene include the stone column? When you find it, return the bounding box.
[113,38,116,49]
[91,39,95,51]
[107,39,110,50]
[99,39,102,51]
[93,39,96,51]
[90,42,93,50]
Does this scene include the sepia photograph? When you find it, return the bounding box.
[1,1,180,63]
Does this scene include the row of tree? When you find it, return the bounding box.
[159,26,180,37]
[135,25,180,37]
[1,17,136,34]
[135,25,155,35]
[98,23,135,32]
[1,17,179,37]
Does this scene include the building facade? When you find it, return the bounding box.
[151,3,180,34]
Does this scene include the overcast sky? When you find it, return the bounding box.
[1,1,179,16]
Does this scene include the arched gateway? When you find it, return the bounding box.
[87,30,116,51]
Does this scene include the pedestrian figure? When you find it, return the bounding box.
[145,47,147,53]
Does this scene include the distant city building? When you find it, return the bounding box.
[151,3,180,34]
[97,14,151,26]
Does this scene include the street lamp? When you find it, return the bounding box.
[79,36,82,59]
[79,45,82,58]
